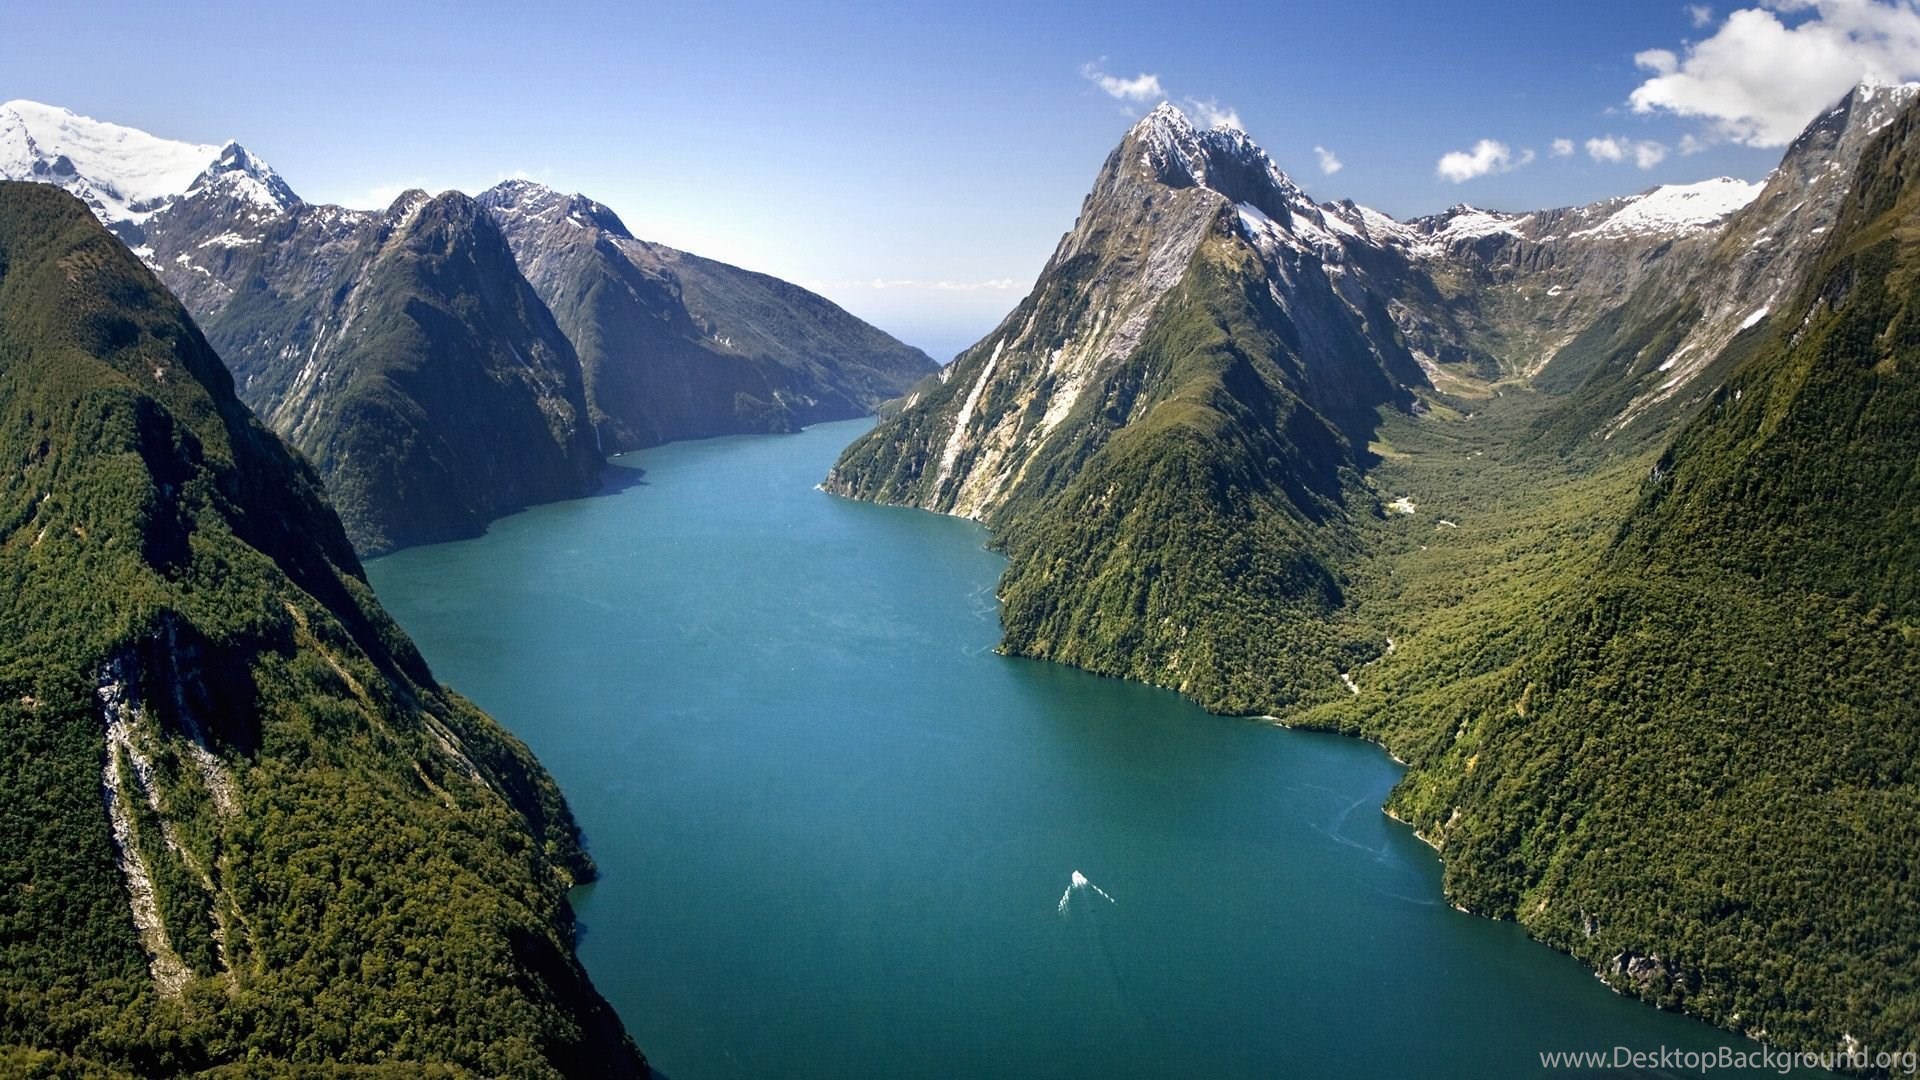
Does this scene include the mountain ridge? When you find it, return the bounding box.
[1,102,937,553]
[478,177,937,452]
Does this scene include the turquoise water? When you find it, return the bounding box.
[368,419,1809,1078]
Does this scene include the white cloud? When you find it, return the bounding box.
[1679,132,1708,153]
[1183,96,1244,130]
[1585,135,1671,168]
[1636,47,1682,75]
[1688,3,1716,27]
[1081,62,1164,103]
[1587,136,1627,162]
[1313,145,1344,174]
[1435,139,1529,182]
[1551,137,1576,156]
[1630,0,1920,147]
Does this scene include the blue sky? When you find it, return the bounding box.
[6,0,1911,357]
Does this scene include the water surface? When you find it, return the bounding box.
[369,419,1806,1078]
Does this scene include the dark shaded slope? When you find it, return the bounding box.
[0,182,643,1076]
[201,190,601,554]
[478,180,935,452]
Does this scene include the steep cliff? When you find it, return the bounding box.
[829,103,1425,710]
[183,188,603,553]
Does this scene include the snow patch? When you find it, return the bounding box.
[1412,206,1529,258]
[1569,178,1762,241]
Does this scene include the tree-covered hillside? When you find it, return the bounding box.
[0,182,644,1076]
[1300,101,1920,1058]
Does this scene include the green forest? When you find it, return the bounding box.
[0,182,642,1076]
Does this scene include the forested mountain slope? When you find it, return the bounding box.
[0,182,644,1076]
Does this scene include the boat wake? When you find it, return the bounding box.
[1058,869,1117,915]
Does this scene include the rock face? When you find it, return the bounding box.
[0,181,644,1075]
[478,179,935,452]
[829,103,1421,521]
[1532,81,1920,440]
[162,187,604,554]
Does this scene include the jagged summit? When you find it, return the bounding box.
[477,178,632,238]
[1135,99,1239,133]
[1125,101,1305,210]
[183,139,299,214]
[386,186,433,214]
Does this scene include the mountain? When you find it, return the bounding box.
[823,102,1786,713]
[167,187,604,554]
[1368,177,1761,394]
[830,102,1433,711]
[478,179,935,452]
[1,101,936,552]
[831,91,1920,1060]
[1528,80,1920,445]
[0,181,644,1075]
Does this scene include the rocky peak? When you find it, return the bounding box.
[477,178,632,239]
[384,187,435,220]
[182,140,300,216]
[1774,79,1920,185]
[1124,102,1306,215]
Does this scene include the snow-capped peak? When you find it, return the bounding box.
[0,99,224,225]
[479,177,556,206]
[1842,79,1920,140]
[183,140,300,215]
[1405,204,1531,258]
[1138,101,1192,134]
